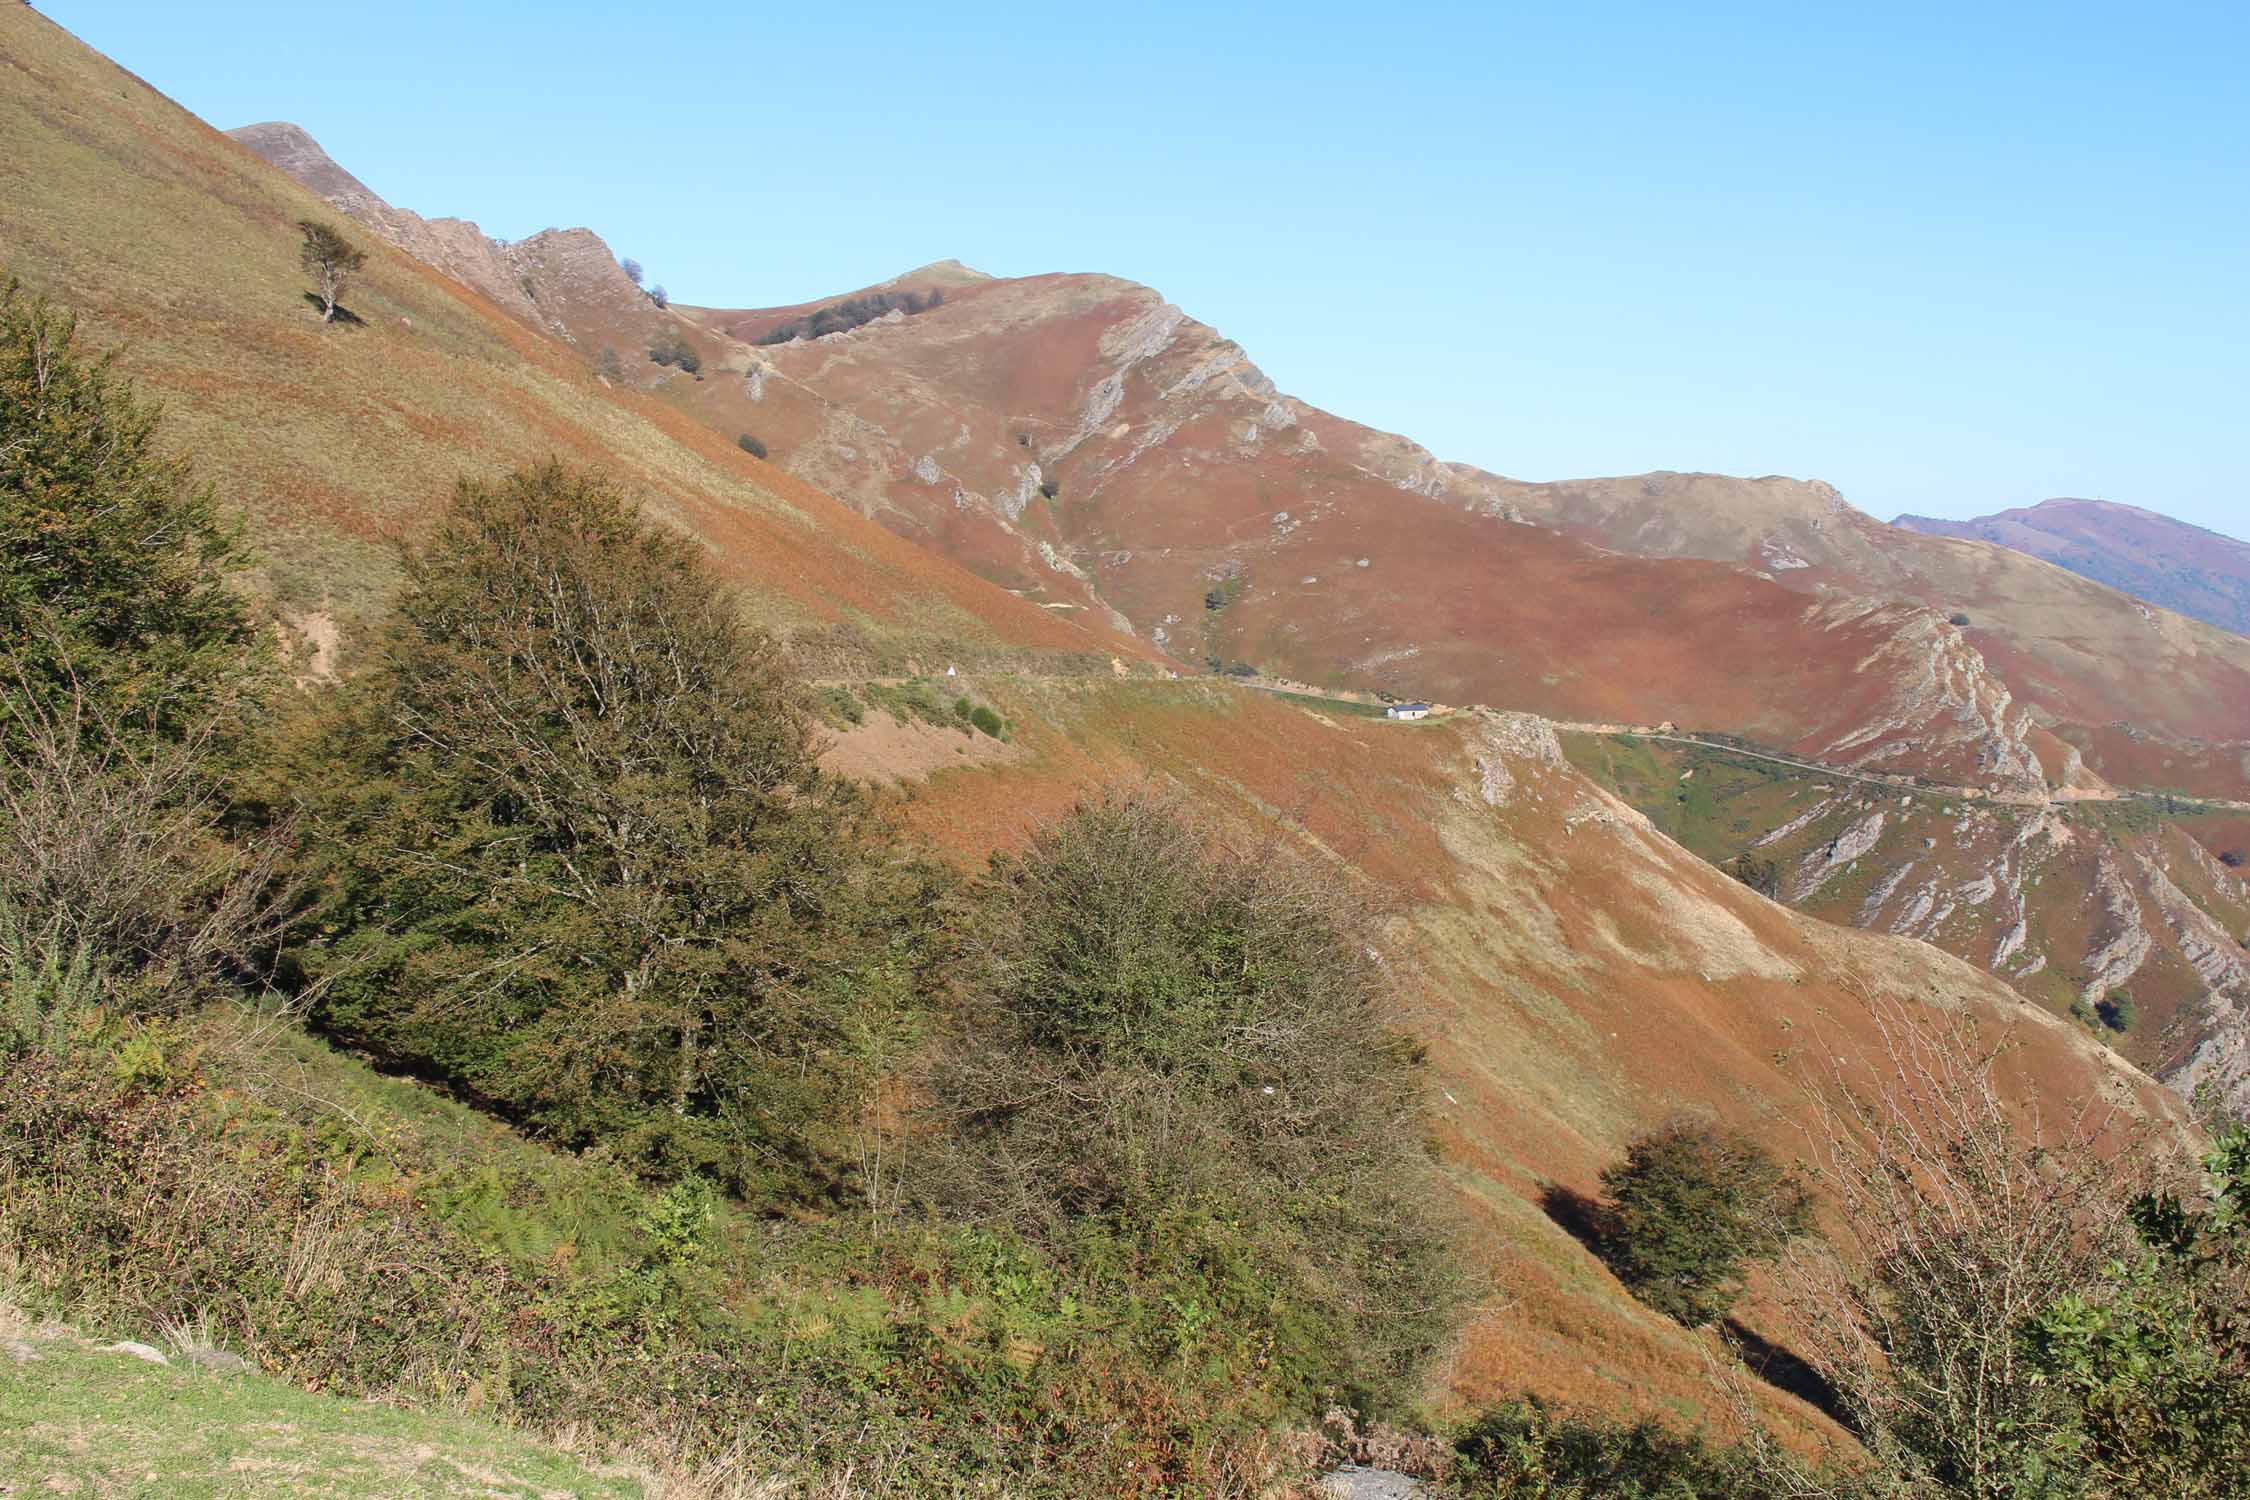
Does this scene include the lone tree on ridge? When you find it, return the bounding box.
[297,219,364,323]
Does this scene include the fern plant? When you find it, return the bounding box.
[0,900,107,1053]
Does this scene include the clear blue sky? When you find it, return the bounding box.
[39,0,2249,532]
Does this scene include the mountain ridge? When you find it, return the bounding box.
[0,7,2227,1467]
[1895,497,2250,639]
[221,123,2250,807]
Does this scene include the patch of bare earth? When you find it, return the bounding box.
[818,716,1023,783]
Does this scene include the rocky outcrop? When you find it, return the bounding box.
[228,122,544,324]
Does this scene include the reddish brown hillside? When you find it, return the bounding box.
[0,11,1146,677]
[841,676,2183,1442]
[1897,498,2250,639]
[663,275,2053,788]
[1473,475,2250,796]
[238,126,2248,796]
[656,274,2237,797]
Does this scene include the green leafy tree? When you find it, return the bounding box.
[0,275,254,745]
[290,461,937,1198]
[0,277,278,1018]
[920,792,1459,1411]
[2025,1128,2250,1496]
[297,220,365,323]
[1598,1117,1812,1326]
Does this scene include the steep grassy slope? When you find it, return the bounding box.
[681,279,2248,801]
[682,275,2062,791]
[1562,732,2250,1106]
[1898,498,2250,640]
[0,9,1145,676]
[827,675,2181,1439]
[209,130,2065,794]
[237,119,2250,800]
[1468,474,2250,799]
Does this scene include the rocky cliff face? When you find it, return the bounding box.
[227,122,549,325]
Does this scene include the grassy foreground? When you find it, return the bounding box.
[0,1318,643,1500]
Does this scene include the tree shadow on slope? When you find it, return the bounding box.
[1538,1182,1853,1433]
[1723,1318,1853,1432]
[301,293,365,326]
[1538,1181,1617,1259]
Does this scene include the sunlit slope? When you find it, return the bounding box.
[668,273,2053,789]
[833,676,2179,1441]
[1562,731,2250,1108]
[1478,473,2250,798]
[1898,498,2250,641]
[233,118,2248,796]
[0,9,1143,671]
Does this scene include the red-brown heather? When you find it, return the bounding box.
[1,0,2230,1457]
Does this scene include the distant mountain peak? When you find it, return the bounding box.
[227,121,389,214]
[1895,500,2250,638]
[885,259,992,287]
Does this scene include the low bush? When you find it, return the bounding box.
[811,684,866,728]
[1597,1117,1811,1326]
[864,676,969,731]
[1451,1398,1792,1499]
[0,1021,1343,1495]
[754,287,942,346]
[735,432,767,459]
[1726,852,1782,899]
[645,335,699,374]
[917,793,1461,1416]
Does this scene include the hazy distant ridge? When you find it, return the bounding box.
[1895,498,2250,639]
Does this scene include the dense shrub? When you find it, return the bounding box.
[1727,852,1782,898]
[1597,1117,1811,1326]
[0,277,282,1019]
[0,1026,1339,1496]
[2097,990,2135,1032]
[646,334,699,374]
[754,287,942,345]
[968,704,1004,737]
[1451,1398,1792,1499]
[0,274,255,750]
[735,432,767,459]
[287,461,941,1198]
[918,793,1460,1414]
[2021,1125,2250,1495]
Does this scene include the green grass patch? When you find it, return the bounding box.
[0,1334,643,1499]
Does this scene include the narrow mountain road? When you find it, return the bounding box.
[1554,723,2250,814]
